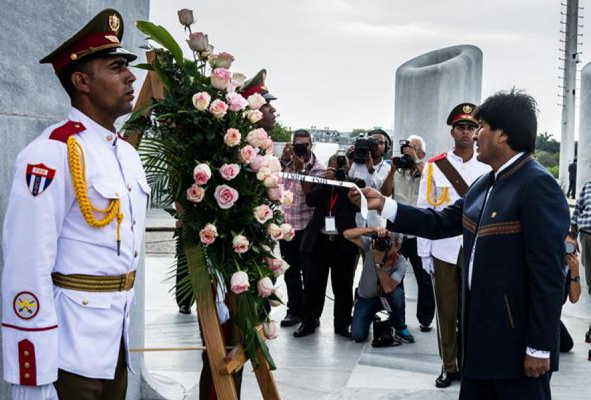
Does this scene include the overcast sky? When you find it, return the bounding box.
[148,0,587,139]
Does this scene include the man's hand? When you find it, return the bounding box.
[524,355,550,378]
[323,168,336,180]
[349,187,385,212]
[402,145,418,161]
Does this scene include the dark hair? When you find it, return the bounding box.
[57,59,94,99]
[293,129,312,143]
[473,89,537,153]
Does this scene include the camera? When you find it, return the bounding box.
[371,233,392,252]
[392,139,416,170]
[352,138,371,163]
[293,143,308,157]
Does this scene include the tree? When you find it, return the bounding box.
[270,122,291,142]
[536,132,560,153]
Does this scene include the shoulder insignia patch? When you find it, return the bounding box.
[26,163,56,196]
[429,153,447,163]
[13,292,40,320]
[49,120,85,143]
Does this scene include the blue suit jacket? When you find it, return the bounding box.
[390,153,569,379]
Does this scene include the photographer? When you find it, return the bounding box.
[294,153,360,338]
[349,129,392,227]
[344,226,415,344]
[559,241,581,353]
[280,129,325,328]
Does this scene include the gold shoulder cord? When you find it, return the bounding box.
[426,162,450,207]
[67,136,123,255]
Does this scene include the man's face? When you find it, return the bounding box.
[257,103,276,132]
[407,138,426,160]
[370,134,386,158]
[451,122,477,150]
[79,56,136,117]
[475,121,502,165]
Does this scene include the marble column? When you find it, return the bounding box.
[0,1,149,398]
[393,44,483,158]
[577,62,591,193]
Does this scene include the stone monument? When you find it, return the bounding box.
[0,1,149,399]
[393,44,483,158]
[578,62,591,193]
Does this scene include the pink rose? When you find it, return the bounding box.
[267,186,282,201]
[249,155,267,172]
[232,72,247,87]
[186,184,205,203]
[192,91,211,111]
[193,163,212,185]
[210,52,235,69]
[269,285,286,306]
[219,163,241,181]
[178,9,195,27]
[280,223,296,241]
[246,128,268,148]
[257,277,274,298]
[262,138,274,153]
[199,223,218,245]
[211,68,232,90]
[245,109,263,124]
[281,191,294,206]
[267,257,284,272]
[214,184,239,209]
[224,128,241,147]
[262,321,279,340]
[256,167,272,181]
[239,145,258,164]
[263,174,279,188]
[230,271,249,294]
[232,235,250,254]
[253,204,273,224]
[267,223,283,241]
[209,99,228,119]
[225,92,248,112]
[187,32,208,52]
[266,157,281,173]
[247,93,267,110]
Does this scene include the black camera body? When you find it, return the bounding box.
[392,139,415,170]
[293,143,308,157]
[371,233,392,252]
[352,138,371,164]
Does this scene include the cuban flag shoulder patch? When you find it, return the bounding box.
[25,163,56,196]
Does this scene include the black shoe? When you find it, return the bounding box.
[435,370,460,388]
[281,313,302,327]
[585,327,591,343]
[419,324,432,332]
[293,322,317,337]
[178,305,191,314]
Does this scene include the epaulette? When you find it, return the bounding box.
[428,152,447,163]
[49,121,86,143]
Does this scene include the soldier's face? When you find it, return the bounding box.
[451,123,477,150]
[85,56,136,117]
[257,103,276,131]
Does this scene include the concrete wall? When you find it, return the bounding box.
[0,1,149,398]
[393,45,483,158]
[578,62,591,193]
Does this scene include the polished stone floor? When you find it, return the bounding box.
[143,210,591,399]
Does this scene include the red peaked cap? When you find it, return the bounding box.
[39,9,136,74]
[240,69,277,101]
[446,103,478,126]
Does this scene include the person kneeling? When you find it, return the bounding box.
[344,226,415,344]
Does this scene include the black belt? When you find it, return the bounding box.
[322,233,339,241]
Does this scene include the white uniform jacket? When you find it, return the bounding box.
[416,151,489,264]
[1,108,149,386]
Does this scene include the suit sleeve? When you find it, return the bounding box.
[1,139,73,386]
[416,165,433,258]
[521,174,570,352]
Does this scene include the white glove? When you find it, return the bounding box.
[11,384,58,400]
[421,257,434,275]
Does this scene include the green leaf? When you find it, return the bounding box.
[136,21,184,65]
[132,63,154,71]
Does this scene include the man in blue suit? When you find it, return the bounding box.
[351,90,569,399]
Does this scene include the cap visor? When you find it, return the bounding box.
[263,92,277,101]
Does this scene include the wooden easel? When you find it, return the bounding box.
[128,52,281,400]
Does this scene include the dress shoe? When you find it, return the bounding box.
[419,324,432,332]
[435,370,460,388]
[280,313,302,327]
[585,327,591,343]
[178,305,191,314]
[293,323,317,338]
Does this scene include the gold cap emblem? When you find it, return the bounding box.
[105,35,120,43]
[463,105,473,114]
[109,14,121,34]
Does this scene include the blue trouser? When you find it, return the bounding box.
[351,285,406,342]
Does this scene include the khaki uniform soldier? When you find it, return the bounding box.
[416,103,490,388]
[1,9,148,400]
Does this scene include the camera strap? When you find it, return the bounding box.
[434,158,469,197]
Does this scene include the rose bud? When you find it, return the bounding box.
[187,32,209,52]
[193,163,212,185]
[263,321,279,339]
[257,277,274,298]
[177,9,195,27]
[199,223,218,245]
[230,271,250,294]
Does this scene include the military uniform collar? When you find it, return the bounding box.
[448,149,478,164]
[68,107,119,145]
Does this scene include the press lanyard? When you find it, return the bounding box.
[328,190,338,216]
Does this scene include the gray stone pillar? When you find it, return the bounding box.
[393,45,483,158]
[578,62,591,193]
[0,1,149,398]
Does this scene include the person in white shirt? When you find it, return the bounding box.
[416,103,490,388]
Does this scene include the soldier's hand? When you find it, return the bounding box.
[524,355,550,378]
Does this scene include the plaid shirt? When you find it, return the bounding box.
[282,153,325,231]
[572,181,591,232]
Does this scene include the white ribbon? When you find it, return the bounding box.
[279,172,368,220]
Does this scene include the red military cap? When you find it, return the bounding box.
[240,69,277,101]
[39,9,137,74]
[447,102,478,126]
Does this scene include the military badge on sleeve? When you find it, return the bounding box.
[13,292,40,320]
[25,163,56,196]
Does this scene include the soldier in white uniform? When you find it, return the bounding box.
[1,9,148,400]
[416,103,490,388]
